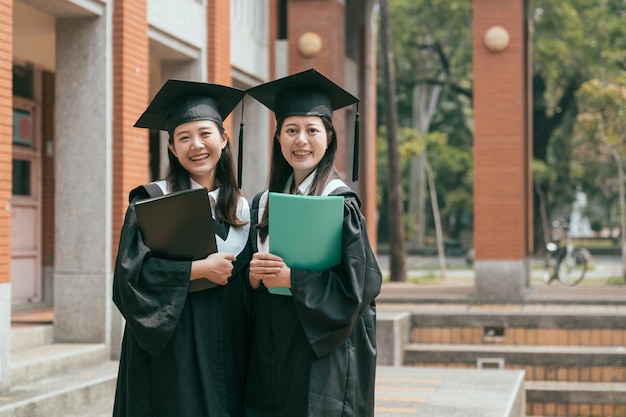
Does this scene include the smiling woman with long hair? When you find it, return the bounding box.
[112,80,252,417]
[244,69,382,417]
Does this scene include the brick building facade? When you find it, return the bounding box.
[0,0,379,390]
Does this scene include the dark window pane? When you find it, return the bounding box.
[13,63,35,99]
[13,159,31,196]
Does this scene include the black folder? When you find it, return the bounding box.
[134,187,218,292]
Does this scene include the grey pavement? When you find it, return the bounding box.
[375,253,624,284]
[375,366,525,417]
[375,253,626,305]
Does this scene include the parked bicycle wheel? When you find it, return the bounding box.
[557,249,587,286]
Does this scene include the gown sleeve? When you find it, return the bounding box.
[112,200,192,358]
[289,192,382,358]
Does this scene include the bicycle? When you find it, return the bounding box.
[542,219,590,286]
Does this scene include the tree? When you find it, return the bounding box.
[379,0,407,282]
[392,0,472,254]
[573,76,626,279]
[532,0,626,248]
[376,0,626,261]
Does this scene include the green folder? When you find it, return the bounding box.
[268,192,344,296]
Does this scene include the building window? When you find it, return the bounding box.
[13,109,33,148]
[13,159,31,196]
[13,63,35,100]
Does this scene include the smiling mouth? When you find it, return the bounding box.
[293,151,311,157]
[190,154,209,161]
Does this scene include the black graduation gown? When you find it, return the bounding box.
[112,185,252,417]
[244,187,382,417]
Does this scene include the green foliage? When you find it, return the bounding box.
[376,126,473,241]
[376,0,474,245]
[533,0,626,112]
[377,0,626,248]
[571,75,626,226]
[380,0,473,130]
[532,159,556,186]
[575,76,626,148]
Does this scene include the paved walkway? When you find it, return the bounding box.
[375,366,525,417]
[376,254,626,305]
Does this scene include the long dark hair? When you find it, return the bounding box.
[257,115,339,240]
[166,123,246,227]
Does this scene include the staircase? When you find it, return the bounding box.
[0,311,118,417]
[378,301,626,417]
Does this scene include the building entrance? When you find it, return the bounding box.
[11,63,42,304]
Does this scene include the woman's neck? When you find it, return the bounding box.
[190,173,216,191]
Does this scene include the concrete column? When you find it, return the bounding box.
[240,94,270,198]
[0,283,10,390]
[53,12,113,344]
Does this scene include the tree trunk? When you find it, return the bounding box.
[424,156,446,278]
[409,79,443,251]
[379,0,407,282]
[612,149,626,281]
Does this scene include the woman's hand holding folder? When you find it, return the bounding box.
[249,252,291,290]
[191,252,236,286]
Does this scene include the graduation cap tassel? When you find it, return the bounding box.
[352,103,360,182]
[237,101,245,189]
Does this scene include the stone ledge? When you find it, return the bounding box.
[404,343,626,367]
[526,381,626,404]
[376,311,411,366]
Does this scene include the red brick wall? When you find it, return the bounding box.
[289,0,347,175]
[207,0,233,133]
[286,0,378,244]
[0,0,12,283]
[112,0,150,260]
[473,0,532,260]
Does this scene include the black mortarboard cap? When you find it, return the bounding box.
[134,79,247,187]
[134,79,245,133]
[246,69,361,181]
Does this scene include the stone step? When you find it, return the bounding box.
[379,305,626,350]
[526,380,626,403]
[406,308,626,332]
[0,359,118,417]
[404,343,626,369]
[10,325,53,353]
[525,381,626,416]
[10,343,110,387]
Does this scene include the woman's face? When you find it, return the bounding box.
[278,115,329,185]
[168,119,226,188]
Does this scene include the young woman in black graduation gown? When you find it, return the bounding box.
[244,69,382,417]
[112,80,252,417]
